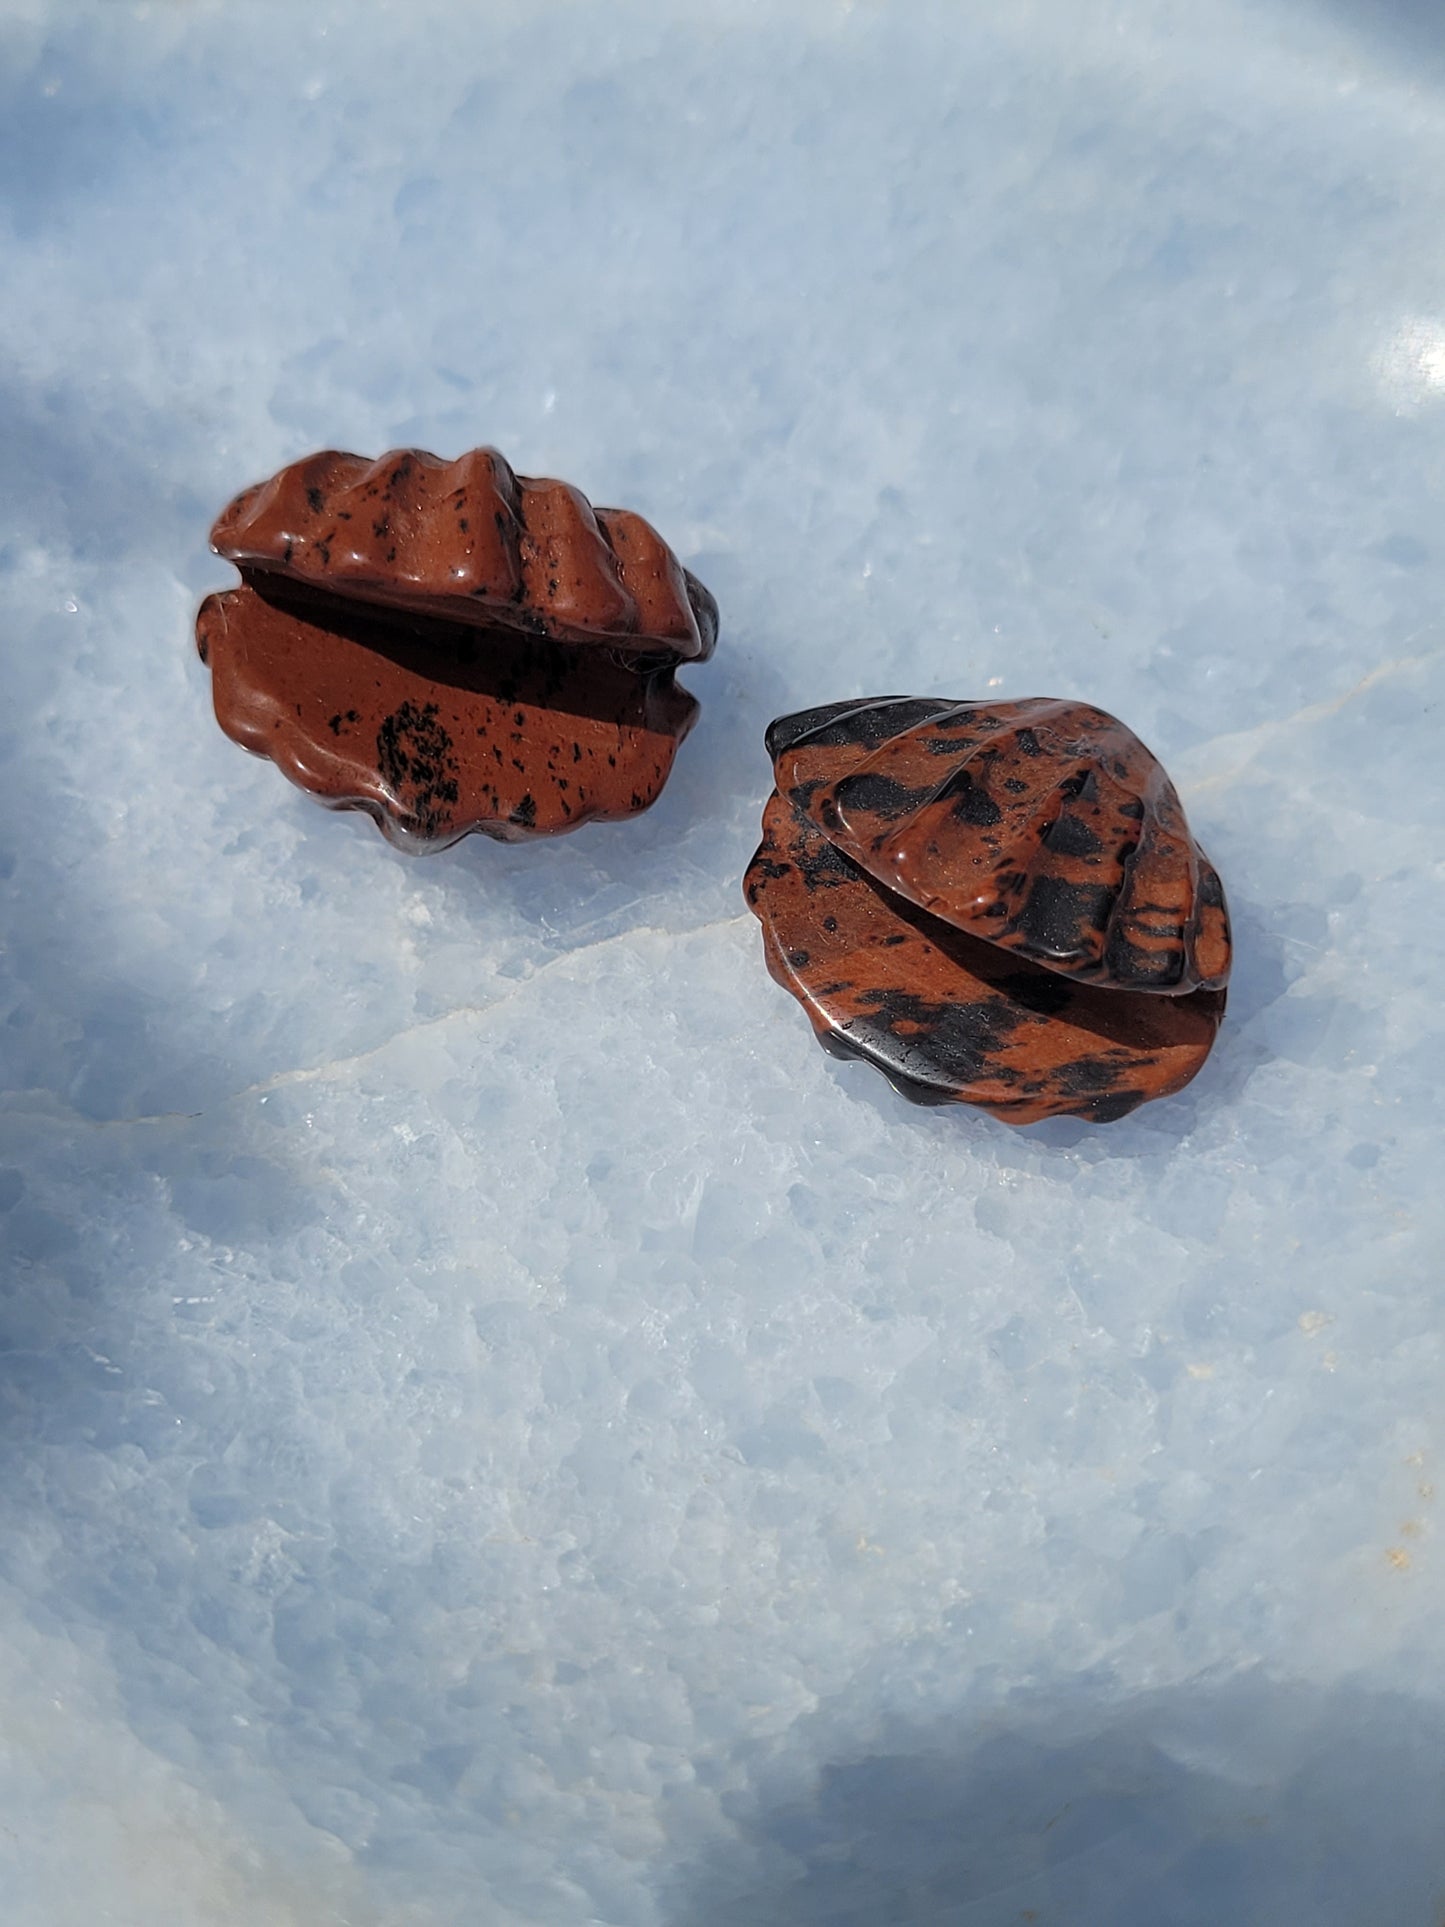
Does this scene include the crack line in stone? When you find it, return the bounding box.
[0,912,756,1133]
[1183,642,1444,793]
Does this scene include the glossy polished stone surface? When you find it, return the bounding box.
[772,696,1230,994]
[198,584,699,848]
[4,3,1445,1924]
[211,447,718,662]
[202,444,713,847]
[746,700,1227,1122]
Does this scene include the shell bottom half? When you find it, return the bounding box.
[744,788,1225,1125]
[197,582,698,850]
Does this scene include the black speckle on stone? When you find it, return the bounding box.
[1103,927,1185,990]
[376,700,461,841]
[765,696,951,761]
[511,793,537,830]
[1055,1055,1132,1102]
[993,969,1073,1017]
[1059,767,1099,804]
[1016,876,1114,957]
[849,986,1026,1091]
[939,770,1002,827]
[795,825,862,892]
[833,771,938,821]
[306,486,324,513]
[1042,812,1104,859]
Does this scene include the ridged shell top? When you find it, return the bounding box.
[767,695,1230,994]
[210,446,718,663]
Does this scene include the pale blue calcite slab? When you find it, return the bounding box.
[2,2,1444,1921]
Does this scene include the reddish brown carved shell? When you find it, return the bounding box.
[772,696,1229,994]
[745,696,1230,1125]
[197,585,698,850]
[198,447,715,849]
[210,447,717,663]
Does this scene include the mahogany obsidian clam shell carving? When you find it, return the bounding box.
[198,447,716,848]
[744,696,1231,1125]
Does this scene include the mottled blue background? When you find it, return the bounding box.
[2,2,1444,1921]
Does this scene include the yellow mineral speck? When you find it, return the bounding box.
[1298,1310,1333,1337]
[1186,1362,1214,1380]
[1386,1547,1411,1571]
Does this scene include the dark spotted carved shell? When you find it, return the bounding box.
[770,696,1229,994]
[745,696,1230,1126]
[197,586,698,850]
[210,447,717,663]
[198,448,714,848]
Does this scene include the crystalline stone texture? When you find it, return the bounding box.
[200,447,714,846]
[747,696,1230,1123]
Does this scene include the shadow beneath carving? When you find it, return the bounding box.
[669,1674,1445,1926]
